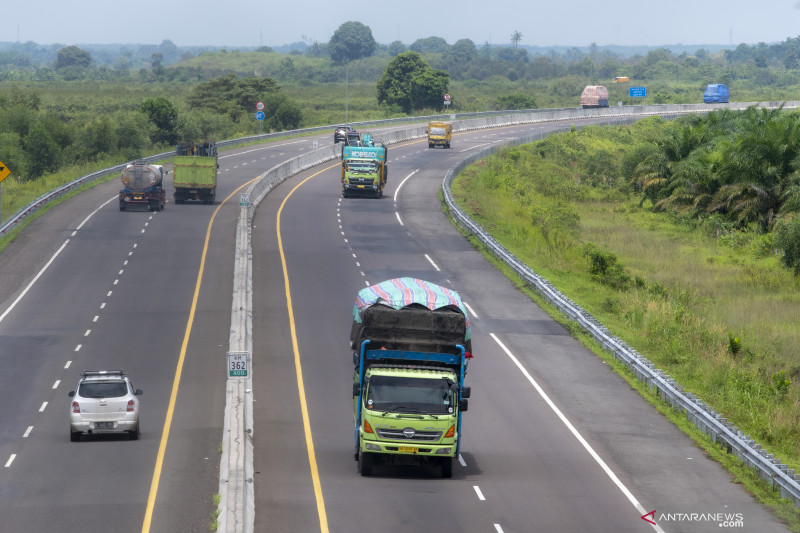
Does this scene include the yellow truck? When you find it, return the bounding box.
[427,121,452,149]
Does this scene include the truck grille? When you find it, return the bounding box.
[348,178,374,186]
[375,428,443,441]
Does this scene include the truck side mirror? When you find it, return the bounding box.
[461,386,471,399]
[459,399,469,412]
[353,383,361,397]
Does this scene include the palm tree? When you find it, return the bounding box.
[709,107,800,229]
[510,31,523,48]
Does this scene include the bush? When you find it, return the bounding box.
[774,216,800,274]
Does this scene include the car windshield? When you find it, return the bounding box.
[366,375,453,414]
[79,381,128,398]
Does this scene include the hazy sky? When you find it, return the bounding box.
[7,1,800,49]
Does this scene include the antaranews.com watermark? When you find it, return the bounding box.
[642,510,745,528]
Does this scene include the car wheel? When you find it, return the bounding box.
[70,431,80,442]
[129,423,140,441]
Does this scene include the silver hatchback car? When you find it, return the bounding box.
[68,370,142,441]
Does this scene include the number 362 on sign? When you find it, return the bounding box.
[228,352,249,377]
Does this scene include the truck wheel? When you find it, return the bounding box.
[119,203,126,211]
[358,452,373,476]
[441,457,453,478]
[446,142,451,149]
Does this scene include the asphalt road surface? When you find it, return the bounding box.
[0,122,790,533]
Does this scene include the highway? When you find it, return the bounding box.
[0,121,791,532]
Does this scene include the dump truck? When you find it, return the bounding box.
[119,161,166,211]
[427,121,452,148]
[341,141,388,198]
[580,85,609,108]
[703,84,729,103]
[173,141,218,204]
[351,277,472,478]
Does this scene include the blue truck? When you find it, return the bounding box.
[703,84,729,103]
[351,278,472,477]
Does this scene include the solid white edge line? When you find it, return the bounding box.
[0,239,69,325]
[463,301,479,319]
[395,212,404,226]
[393,169,419,203]
[0,195,116,325]
[489,333,664,533]
[424,254,441,271]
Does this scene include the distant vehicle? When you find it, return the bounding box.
[173,141,218,205]
[703,84,729,103]
[613,76,630,83]
[345,130,361,146]
[581,85,609,108]
[427,121,453,149]
[68,370,142,441]
[334,125,354,143]
[119,161,166,211]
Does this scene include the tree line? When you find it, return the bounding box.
[0,75,300,181]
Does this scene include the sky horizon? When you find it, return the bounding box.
[7,1,800,49]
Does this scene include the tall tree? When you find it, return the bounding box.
[510,31,523,48]
[54,46,91,70]
[377,52,449,113]
[139,97,179,145]
[328,21,376,64]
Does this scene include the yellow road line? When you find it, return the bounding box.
[142,179,257,533]
[277,163,340,533]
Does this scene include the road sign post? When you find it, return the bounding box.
[0,160,10,223]
[228,351,249,378]
[255,110,265,133]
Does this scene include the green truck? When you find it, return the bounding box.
[173,141,218,204]
[341,142,388,198]
[351,278,472,478]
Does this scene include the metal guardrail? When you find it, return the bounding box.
[0,110,515,237]
[6,103,800,529]
[440,118,800,508]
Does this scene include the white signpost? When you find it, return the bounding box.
[444,93,451,109]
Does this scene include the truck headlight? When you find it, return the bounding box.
[365,443,381,452]
[435,448,452,455]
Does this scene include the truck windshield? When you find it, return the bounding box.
[367,375,454,415]
[430,127,446,136]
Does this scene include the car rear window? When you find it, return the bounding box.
[79,381,128,398]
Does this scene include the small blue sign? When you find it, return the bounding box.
[629,86,646,98]
[256,111,265,121]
